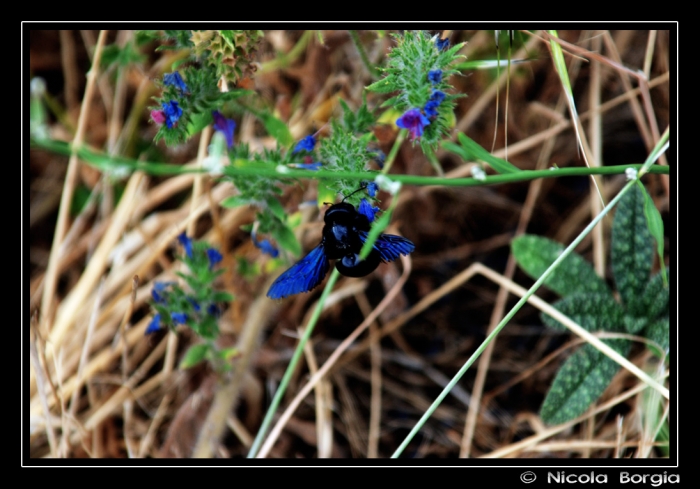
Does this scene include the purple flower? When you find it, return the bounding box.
[163,71,189,93]
[178,232,193,259]
[435,37,450,51]
[207,248,223,269]
[212,111,236,149]
[428,70,443,85]
[150,110,166,126]
[358,198,380,223]
[171,312,188,325]
[146,313,162,335]
[162,100,182,129]
[292,135,316,154]
[365,182,379,198]
[396,108,430,141]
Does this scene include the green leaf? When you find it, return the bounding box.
[220,196,254,208]
[259,112,294,147]
[639,181,667,286]
[641,267,670,320]
[212,292,234,303]
[180,344,209,369]
[366,78,395,94]
[611,185,654,315]
[451,132,521,174]
[622,315,648,335]
[187,111,214,139]
[271,223,301,256]
[643,316,669,358]
[540,340,630,425]
[541,293,623,332]
[512,235,610,297]
[265,196,287,222]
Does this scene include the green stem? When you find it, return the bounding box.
[259,30,314,73]
[349,30,380,79]
[381,129,406,175]
[30,138,669,186]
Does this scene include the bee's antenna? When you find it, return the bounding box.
[341,183,369,203]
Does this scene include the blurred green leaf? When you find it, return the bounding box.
[512,235,610,297]
[442,133,521,174]
[180,344,209,369]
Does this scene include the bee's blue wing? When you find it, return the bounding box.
[359,232,415,263]
[267,244,330,299]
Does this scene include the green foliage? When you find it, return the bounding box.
[318,121,378,203]
[512,183,668,425]
[339,97,376,135]
[100,41,146,70]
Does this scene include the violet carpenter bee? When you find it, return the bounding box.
[267,196,414,300]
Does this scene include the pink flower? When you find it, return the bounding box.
[150,110,166,126]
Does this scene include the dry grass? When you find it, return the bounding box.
[28,29,671,460]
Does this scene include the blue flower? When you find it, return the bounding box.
[365,182,379,198]
[178,232,193,259]
[212,111,236,149]
[171,312,188,325]
[163,71,189,93]
[162,100,182,129]
[207,248,223,269]
[254,238,279,258]
[424,90,446,119]
[429,90,446,104]
[151,281,173,304]
[358,198,380,223]
[428,70,443,85]
[292,135,316,154]
[146,313,162,335]
[293,161,322,170]
[207,304,220,317]
[187,297,201,312]
[396,108,430,141]
[435,37,450,51]
[371,149,386,169]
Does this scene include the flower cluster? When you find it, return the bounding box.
[395,68,447,141]
[147,233,232,342]
[149,66,239,147]
[367,31,463,150]
[150,72,189,129]
[289,135,322,170]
